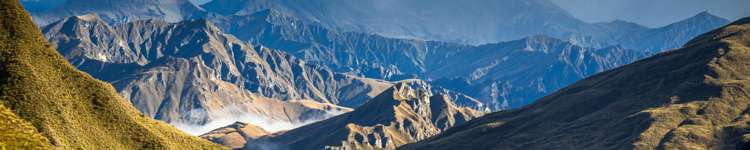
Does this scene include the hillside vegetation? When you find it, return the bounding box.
[0,0,224,149]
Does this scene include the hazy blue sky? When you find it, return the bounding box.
[190,0,750,27]
[551,0,750,27]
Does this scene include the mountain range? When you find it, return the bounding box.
[246,80,482,149]
[209,10,645,109]
[200,0,730,50]
[40,14,398,134]
[10,0,748,149]
[24,0,730,110]
[0,1,222,149]
[23,0,205,25]
[401,17,750,150]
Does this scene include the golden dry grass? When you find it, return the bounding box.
[0,0,225,149]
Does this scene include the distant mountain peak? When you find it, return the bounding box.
[695,11,719,18]
[74,13,100,21]
[402,17,750,150]
[690,11,729,21]
[609,19,647,27]
[680,11,729,24]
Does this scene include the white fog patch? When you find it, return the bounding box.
[92,52,109,62]
[170,104,347,136]
[118,40,127,48]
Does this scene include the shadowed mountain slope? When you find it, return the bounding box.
[401,17,750,150]
[210,10,645,110]
[0,0,223,149]
[23,1,725,111]
[252,80,483,150]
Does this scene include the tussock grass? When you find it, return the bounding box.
[0,0,225,149]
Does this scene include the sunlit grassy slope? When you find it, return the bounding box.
[0,0,225,149]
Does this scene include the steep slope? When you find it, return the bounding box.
[41,14,391,133]
[26,1,724,111]
[210,10,432,81]
[0,0,222,149]
[0,103,50,149]
[428,36,644,109]
[210,10,645,110]
[202,0,590,44]
[253,80,483,150]
[401,17,750,150]
[26,0,204,25]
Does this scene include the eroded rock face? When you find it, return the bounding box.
[24,1,728,112]
[41,14,391,132]
[200,122,270,149]
[209,10,647,110]
[251,80,483,150]
[400,17,750,150]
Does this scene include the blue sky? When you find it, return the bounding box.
[190,0,750,27]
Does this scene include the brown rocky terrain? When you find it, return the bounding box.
[201,122,271,149]
[250,80,484,150]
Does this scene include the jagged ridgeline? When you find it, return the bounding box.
[0,1,223,149]
[400,17,750,149]
[250,80,483,150]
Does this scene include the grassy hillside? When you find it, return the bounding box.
[0,0,224,149]
[0,103,49,149]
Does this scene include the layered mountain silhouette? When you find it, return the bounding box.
[200,0,592,44]
[610,12,731,53]
[23,0,728,111]
[26,0,204,25]
[401,17,750,149]
[0,0,222,149]
[41,14,396,134]
[209,10,645,109]
[242,80,483,149]
[209,9,436,81]
[200,0,728,48]
[14,0,746,149]
[427,36,644,109]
